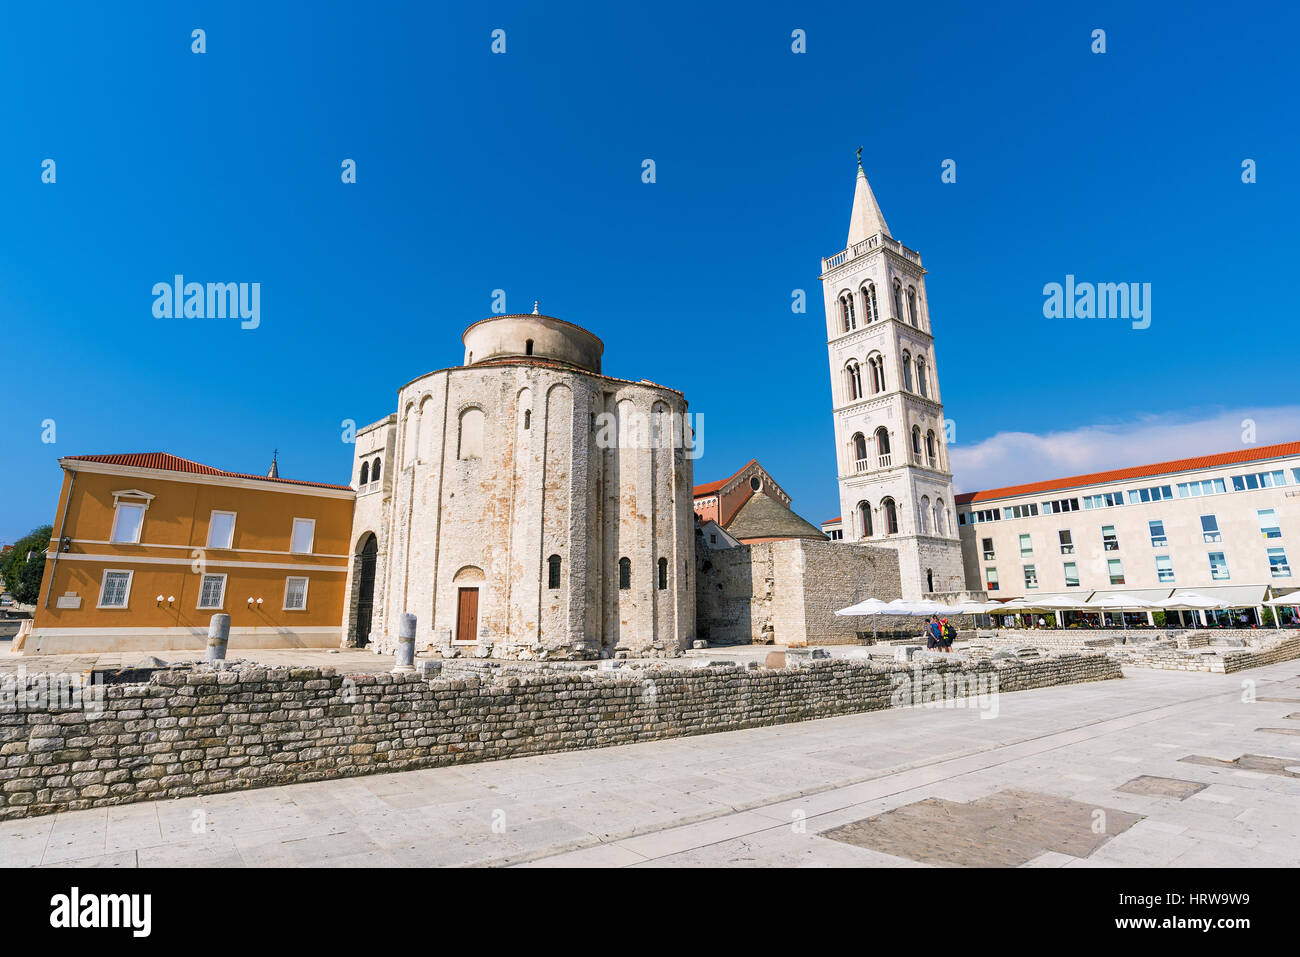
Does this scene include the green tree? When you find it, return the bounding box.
[1,525,53,605]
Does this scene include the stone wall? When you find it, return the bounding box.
[1110,636,1300,673]
[0,652,1121,820]
[696,539,902,646]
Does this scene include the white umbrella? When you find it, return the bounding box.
[835,598,898,617]
[1161,592,1232,610]
[1262,590,1300,606]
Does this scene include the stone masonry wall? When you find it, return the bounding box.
[0,652,1120,820]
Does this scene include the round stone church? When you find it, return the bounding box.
[342,309,697,660]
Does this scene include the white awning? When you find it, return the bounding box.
[1088,588,1175,604]
[1169,585,1270,608]
[1264,589,1300,607]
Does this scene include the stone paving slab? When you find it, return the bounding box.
[1,661,1298,867]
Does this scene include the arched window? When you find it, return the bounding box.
[875,427,891,458]
[907,286,918,326]
[868,356,886,394]
[523,409,532,430]
[359,461,369,485]
[547,554,561,589]
[852,432,867,469]
[926,430,937,467]
[892,280,903,318]
[911,425,922,461]
[372,457,381,482]
[839,291,856,332]
[846,361,862,401]
[919,495,931,534]
[525,339,534,356]
[934,499,946,536]
[882,497,899,534]
[618,557,631,590]
[927,568,934,592]
[916,357,929,398]
[861,283,878,323]
[658,557,668,590]
[902,350,913,392]
[458,407,485,460]
[857,500,873,538]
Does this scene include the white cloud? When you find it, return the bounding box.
[950,406,1300,495]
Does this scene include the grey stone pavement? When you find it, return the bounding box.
[1,660,1298,868]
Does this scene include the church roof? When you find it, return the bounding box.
[725,492,828,543]
[846,161,890,245]
[62,452,352,491]
[693,459,758,497]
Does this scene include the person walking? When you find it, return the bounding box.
[940,617,956,652]
[925,616,941,650]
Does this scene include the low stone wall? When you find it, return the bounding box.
[0,652,1121,820]
[1109,636,1300,673]
[980,628,1185,651]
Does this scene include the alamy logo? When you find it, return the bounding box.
[1042,274,1151,329]
[49,887,151,938]
[152,275,260,329]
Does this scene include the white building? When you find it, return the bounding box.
[817,161,966,598]
[954,441,1300,622]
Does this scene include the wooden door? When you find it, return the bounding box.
[456,587,479,643]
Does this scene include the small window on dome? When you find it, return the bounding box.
[525,339,534,356]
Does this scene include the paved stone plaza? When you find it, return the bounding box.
[0,659,1297,867]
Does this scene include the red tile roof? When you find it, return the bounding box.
[954,440,1300,506]
[64,452,353,491]
[693,459,758,497]
[822,516,842,525]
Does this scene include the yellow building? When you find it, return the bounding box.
[25,453,354,655]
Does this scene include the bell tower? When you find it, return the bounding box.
[819,156,966,597]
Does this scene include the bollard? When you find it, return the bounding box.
[206,613,230,662]
[392,612,417,673]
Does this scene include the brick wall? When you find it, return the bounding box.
[0,652,1120,820]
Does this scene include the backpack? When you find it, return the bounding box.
[943,623,956,640]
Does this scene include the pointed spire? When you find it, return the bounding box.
[846,152,890,246]
[532,300,540,315]
[267,450,279,479]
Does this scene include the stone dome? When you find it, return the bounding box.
[462,313,603,374]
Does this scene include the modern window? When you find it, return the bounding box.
[1063,561,1080,587]
[1201,514,1221,543]
[1208,551,1230,581]
[97,569,133,608]
[290,518,315,554]
[1258,509,1281,539]
[985,567,999,591]
[1058,529,1074,554]
[284,576,309,610]
[968,508,1002,524]
[658,557,669,590]
[1232,470,1286,491]
[110,503,145,544]
[1127,485,1173,504]
[1177,478,1226,498]
[547,554,561,589]
[1004,504,1039,520]
[1155,554,1175,583]
[1101,525,1119,551]
[1148,519,1167,548]
[207,510,236,549]
[1019,533,1033,557]
[1107,558,1126,585]
[1268,547,1291,578]
[198,573,227,609]
[1023,564,1038,588]
[1043,498,1080,514]
[981,537,995,560]
[1083,492,1123,509]
[618,557,631,589]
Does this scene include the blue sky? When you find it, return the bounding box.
[2,0,1297,542]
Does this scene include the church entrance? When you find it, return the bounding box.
[456,587,479,643]
[355,534,378,646]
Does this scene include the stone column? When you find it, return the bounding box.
[393,612,416,673]
[205,614,230,662]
